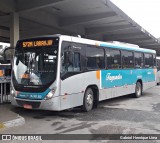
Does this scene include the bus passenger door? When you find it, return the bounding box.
[60,41,84,110]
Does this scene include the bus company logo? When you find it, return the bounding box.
[106,73,122,82]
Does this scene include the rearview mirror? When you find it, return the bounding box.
[16,58,19,65]
[4,47,14,64]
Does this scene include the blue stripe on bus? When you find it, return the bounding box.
[100,43,156,54]
[101,69,156,88]
[17,88,51,100]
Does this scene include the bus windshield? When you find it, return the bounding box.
[12,38,59,90]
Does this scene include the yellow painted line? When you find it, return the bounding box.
[0,123,6,129]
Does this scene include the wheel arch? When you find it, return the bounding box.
[85,84,99,107]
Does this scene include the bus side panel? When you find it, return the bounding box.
[114,85,135,97]
[142,69,156,90]
[60,69,156,110]
[60,71,100,110]
[100,70,122,100]
[143,81,156,91]
[121,69,144,95]
[99,85,135,101]
[121,69,136,95]
[100,69,136,100]
[99,88,112,101]
[101,70,123,88]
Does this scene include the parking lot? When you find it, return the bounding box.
[0,85,160,142]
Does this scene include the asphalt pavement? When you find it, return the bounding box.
[0,103,25,129]
[1,85,160,143]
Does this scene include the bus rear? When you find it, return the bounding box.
[10,36,62,110]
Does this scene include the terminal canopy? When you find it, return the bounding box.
[0,0,160,55]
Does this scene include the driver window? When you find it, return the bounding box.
[63,51,74,72]
[62,51,81,72]
[61,42,81,74]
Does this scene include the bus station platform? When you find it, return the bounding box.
[0,64,24,130]
[0,103,25,130]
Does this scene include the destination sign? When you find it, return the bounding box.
[22,40,53,48]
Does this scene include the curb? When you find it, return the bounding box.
[0,115,25,130]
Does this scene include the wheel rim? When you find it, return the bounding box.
[86,93,93,107]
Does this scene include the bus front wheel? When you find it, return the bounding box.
[134,82,142,98]
[82,88,94,112]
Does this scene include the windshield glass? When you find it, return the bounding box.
[13,38,59,88]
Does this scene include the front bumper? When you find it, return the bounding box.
[10,95,61,111]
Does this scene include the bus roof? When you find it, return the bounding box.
[61,35,156,54]
[18,34,156,54]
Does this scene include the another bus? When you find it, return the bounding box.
[156,57,160,85]
[0,42,10,63]
[10,35,157,111]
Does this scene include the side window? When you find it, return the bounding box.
[122,51,134,68]
[73,52,81,71]
[63,52,81,72]
[145,53,153,68]
[61,42,81,73]
[106,49,121,69]
[86,46,105,70]
[135,52,144,68]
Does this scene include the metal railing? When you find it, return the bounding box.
[0,47,13,104]
[0,77,11,104]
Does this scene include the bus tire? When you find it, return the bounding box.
[82,88,94,112]
[134,82,142,98]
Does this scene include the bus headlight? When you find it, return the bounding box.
[10,89,18,97]
[46,89,56,99]
[11,89,15,95]
[10,86,18,97]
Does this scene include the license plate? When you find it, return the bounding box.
[23,104,32,109]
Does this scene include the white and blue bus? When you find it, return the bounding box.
[10,35,157,111]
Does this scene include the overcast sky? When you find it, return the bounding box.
[111,0,160,38]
